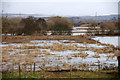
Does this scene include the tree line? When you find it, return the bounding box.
[87,20,120,36]
[2,16,73,35]
[2,16,120,36]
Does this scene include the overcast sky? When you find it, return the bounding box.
[2,0,119,2]
[2,0,119,16]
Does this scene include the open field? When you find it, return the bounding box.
[1,35,120,78]
[1,0,119,79]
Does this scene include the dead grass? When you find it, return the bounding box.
[92,54,100,58]
[1,36,119,73]
[2,35,96,44]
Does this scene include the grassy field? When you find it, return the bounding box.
[2,71,119,78]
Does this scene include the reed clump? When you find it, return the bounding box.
[93,48,114,54]
[79,52,89,58]
[92,54,100,58]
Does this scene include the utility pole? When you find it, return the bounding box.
[5,13,8,18]
[19,12,21,18]
[2,10,3,17]
[95,12,98,22]
[2,10,4,18]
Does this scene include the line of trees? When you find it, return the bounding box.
[21,16,47,35]
[47,16,72,35]
[2,17,23,35]
[87,20,120,36]
[2,16,73,35]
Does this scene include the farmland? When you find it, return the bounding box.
[1,35,120,78]
[1,0,120,79]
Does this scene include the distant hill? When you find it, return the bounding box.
[1,13,119,22]
[2,13,50,18]
[69,15,119,23]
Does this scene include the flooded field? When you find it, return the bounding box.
[1,36,119,73]
[92,36,119,47]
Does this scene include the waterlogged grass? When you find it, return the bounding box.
[2,73,44,78]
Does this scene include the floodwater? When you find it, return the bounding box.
[2,36,118,72]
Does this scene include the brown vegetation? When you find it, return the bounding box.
[2,35,96,44]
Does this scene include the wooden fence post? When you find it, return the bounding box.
[12,63,14,73]
[30,63,32,75]
[24,64,27,78]
[33,63,35,74]
[118,56,120,74]
[19,64,21,78]
[70,65,72,78]
[43,63,45,78]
